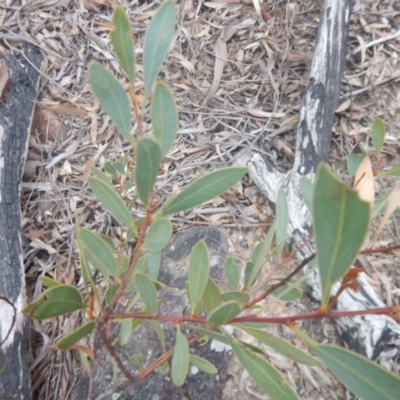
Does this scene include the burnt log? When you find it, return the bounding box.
[0,44,43,399]
[245,0,400,369]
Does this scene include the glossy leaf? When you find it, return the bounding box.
[371,118,385,160]
[311,343,400,400]
[202,278,222,313]
[239,325,320,366]
[379,162,400,177]
[56,322,96,351]
[187,240,209,311]
[300,176,313,211]
[208,301,241,326]
[171,326,190,386]
[276,189,288,260]
[224,256,240,290]
[110,7,135,85]
[152,82,178,156]
[135,272,158,314]
[347,148,367,178]
[30,286,86,320]
[248,221,276,288]
[189,354,218,374]
[313,164,370,307]
[78,228,117,279]
[135,138,162,206]
[163,167,247,215]
[89,177,134,228]
[221,291,250,305]
[143,0,176,96]
[229,339,299,400]
[143,218,172,252]
[89,62,131,140]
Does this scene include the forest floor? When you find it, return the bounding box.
[1,0,400,399]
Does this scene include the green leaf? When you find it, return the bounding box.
[131,354,143,369]
[143,0,176,96]
[264,284,303,302]
[40,276,61,288]
[244,262,256,288]
[221,291,250,305]
[163,167,247,215]
[189,354,218,374]
[229,339,299,400]
[105,283,118,305]
[89,62,131,140]
[90,167,115,189]
[347,149,367,178]
[171,326,189,386]
[248,221,276,288]
[78,228,117,279]
[143,218,172,252]
[110,7,135,85]
[135,272,158,314]
[187,325,230,346]
[120,318,133,346]
[202,278,222,313]
[31,286,86,320]
[152,82,178,157]
[313,164,370,307]
[89,177,134,228]
[116,254,130,277]
[148,251,161,280]
[151,320,165,351]
[276,189,288,260]
[238,325,320,366]
[379,162,400,177]
[208,301,241,326]
[300,176,313,211]
[224,256,240,290]
[157,361,169,375]
[311,343,400,400]
[371,118,385,160]
[56,321,96,350]
[187,240,209,311]
[104,161,118,177]
[135,138,162,206]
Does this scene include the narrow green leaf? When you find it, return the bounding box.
[347,149,367,178]
[224,256,240,290]
[311,343,400,400]
[276,189,288,260]
[371,118,385,160]
[148,251,161,280]
[131,354,143,369]
[208,301,241,326]
[143,218,172,252]
[104,161,118,177]
[264,284,303,302]
[143,0,176,96]
[151,320,165,351]
[56,322,96,351]
[171,326,190,386]
[40,276,61,288]
[120,318,133,345]
[187,325,230,346]
[248,221,276,288]
[135,138,162,206]
[116,254,130,277]
[379,162,400,177]
[189,354,218,374]
[105,284,118,305]
[89,177,134,227]
[238,325,320,366]
[152,82,178,157]
[135,272,158,314]
[300,176,313,211]
[163,167,247,215]
[221,291,250,305]
[229,339,299,400]
[32,286,86,320]
[313,164,370,307]
[110,7,135,85]
[89,62,131,140]
[113,161,126,175]
[90,167,115,189]
[244,262,256,288]
[187,240,209,311]
[78,228,117,279]
[202,278,222,313]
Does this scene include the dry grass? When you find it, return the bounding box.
[1,0,400,398]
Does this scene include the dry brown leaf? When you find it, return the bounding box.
[353,155,374,207]
[372,185,400,243]
[0,59,9,100]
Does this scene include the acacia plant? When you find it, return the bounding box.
[23,2,400,399]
